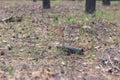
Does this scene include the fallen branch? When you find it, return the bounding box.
[56,46,84,55]
[0,15,12,22]
[106,54,120,71]
[0,15,22,22]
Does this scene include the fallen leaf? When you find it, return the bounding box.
[32,71,41,77]
[45,69,56,77]
[54,29,63,36]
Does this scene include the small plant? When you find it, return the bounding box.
[80,14,89,25]
[53,15,59,23]
[88,37,96,60]
[103,11,112,20]
[78,27,84,42]
[88,23,96,60]
[94,10,113,21]
[94,10,102,18]
[4,65,14,76]
[67,16,78,23]
[67,17,74,22]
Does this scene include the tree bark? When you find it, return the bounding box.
[42,0,51,9]
[102,0,110,6]
[33,0,37,2]
[85,0,96,13]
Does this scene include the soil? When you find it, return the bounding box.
[0,1,120,80]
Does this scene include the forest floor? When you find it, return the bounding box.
[0,1,120,80]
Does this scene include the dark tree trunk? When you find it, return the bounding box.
[102,0,110,6]
[42,0,51,9]
[33,0,37,2]
[85,0,96,13]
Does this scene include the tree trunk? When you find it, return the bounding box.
[85,0,96,13]
[102,0,110,6]
[33,0,37,2]
[42,0,51,9]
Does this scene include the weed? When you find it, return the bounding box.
[80,14,89,25]
[67,16,78,23]
[103,11,112,20]
[93,9,112,21]
[94,10,102,18]
[78,27,84,42]
[88,21,96,60]
[53,15,59,23]
[67,17,74,22]
[113,10,120,20]
[4,65,14,76]
[88,37,96,60]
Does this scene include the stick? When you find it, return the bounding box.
[0,15,22,22]
[56,46,84,55]
[107,54,120,71]
[0,16,13,22]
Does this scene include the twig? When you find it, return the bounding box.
[0,15,22,22]
[0,15,13,22]
[106,54,120,71]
